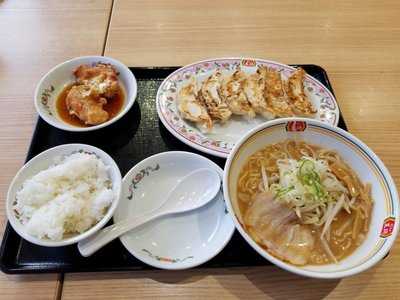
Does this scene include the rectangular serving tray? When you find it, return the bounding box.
[0,65,347,274]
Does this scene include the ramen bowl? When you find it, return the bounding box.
[223,118,399,278]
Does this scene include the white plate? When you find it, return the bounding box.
[156,57,340,158]
[113,151,235,270]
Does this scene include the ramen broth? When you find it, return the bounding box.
[237,140,372,265]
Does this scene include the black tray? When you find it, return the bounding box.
[0,65,347,274]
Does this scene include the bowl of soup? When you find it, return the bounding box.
[34,56,137,132]
[223,118,399,278]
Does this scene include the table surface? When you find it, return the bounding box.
[1,0,399,299]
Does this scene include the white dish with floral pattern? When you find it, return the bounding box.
[156,58,340,158]
[113,151,235,270]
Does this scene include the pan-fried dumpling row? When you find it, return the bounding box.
[177,66,316,132]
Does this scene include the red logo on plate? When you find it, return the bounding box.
[380,217,395,238]
[285,121,307,132]
[241,59,256,67]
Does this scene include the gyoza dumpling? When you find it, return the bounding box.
[264,67,294,118]
[286,68,317,116]
[177,79,213,132]
[199,71,232,122]
[221,70,255,119]
[243,66,270,118]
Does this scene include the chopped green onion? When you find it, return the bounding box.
[297,159,328,202]
[275,186,295,199]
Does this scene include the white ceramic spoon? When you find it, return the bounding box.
[78,168,221,257]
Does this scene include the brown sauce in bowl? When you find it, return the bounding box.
[56,83,125,127]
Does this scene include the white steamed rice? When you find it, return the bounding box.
[14,152,114,241]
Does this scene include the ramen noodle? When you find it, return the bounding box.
[237,140,373,265]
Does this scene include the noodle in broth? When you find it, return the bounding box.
[237,139,373,265]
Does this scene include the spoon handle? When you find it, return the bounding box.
[78,212,159,257]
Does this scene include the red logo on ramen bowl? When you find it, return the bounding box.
[380,217,395,238]
[285,121,307,132]
[241,59,256,67]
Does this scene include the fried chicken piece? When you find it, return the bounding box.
[199,71,232,122]
[74,63,119,98]
[221,70,255,119]
[243,66,270,118]
[66,85,109,125]
[177,79,213,133]
[286,68,317,116]
[264,67,294,118]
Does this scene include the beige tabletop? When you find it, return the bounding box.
[1,0,400,299]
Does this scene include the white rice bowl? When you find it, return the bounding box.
[6,144,122,247]
[14,153,113,241]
